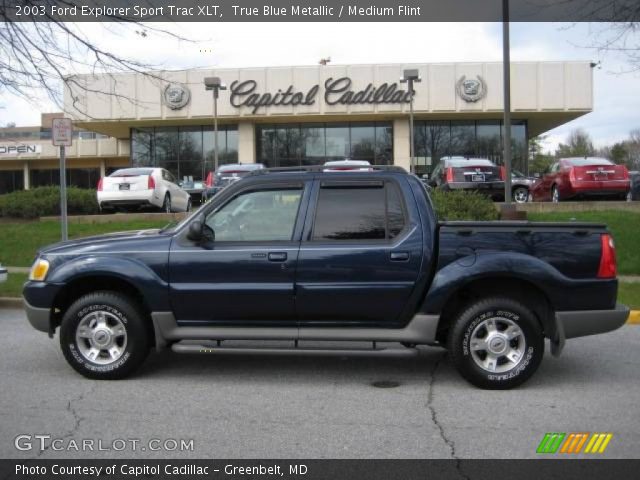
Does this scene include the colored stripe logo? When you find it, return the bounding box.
[537,433,613,454]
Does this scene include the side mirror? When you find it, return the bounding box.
[533,172,541,179]
[187,219,204,242]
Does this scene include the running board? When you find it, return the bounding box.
[171,342,420,358]
[151,312,440,351]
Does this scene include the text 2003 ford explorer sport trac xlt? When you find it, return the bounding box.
[23,166,629,389]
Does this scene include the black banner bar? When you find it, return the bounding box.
[2,0,640,22]
[3,459,640,480]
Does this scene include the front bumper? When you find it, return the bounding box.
[557,303,630,340]
[24,298,50,333]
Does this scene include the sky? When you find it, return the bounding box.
[1,22,638,154]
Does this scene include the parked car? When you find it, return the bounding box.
[428,156,505,200]
[0,264,7,284]
[323,159,372,171]
[203,163,265,201]
[97,168,192,213]
[511,170,537,203]
[178,177,206,206]
[24,165,629,389]
[629,171,640,201]
[530,157,630,202]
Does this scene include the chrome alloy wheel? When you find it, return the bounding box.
[469,317,526,373]
[75,311,127,365]
[513,187,529,204]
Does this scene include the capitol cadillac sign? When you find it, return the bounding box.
[229,77,414,114]
[162,74,488,113]
[0,144,42,156]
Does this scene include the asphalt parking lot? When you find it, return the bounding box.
[0,308,639,459]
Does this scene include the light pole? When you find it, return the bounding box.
[502,0,513,206]
[204,77,227,172]
[400,69,421,174]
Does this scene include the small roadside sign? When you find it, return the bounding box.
[52,118,73,147]
[52,117,72,240]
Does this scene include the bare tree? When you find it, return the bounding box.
[0,0,194,115]
[556,128,595,157]
[585,22,640,72]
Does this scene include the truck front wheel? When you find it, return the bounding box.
[447,297,544,389]
[59,291,150,380]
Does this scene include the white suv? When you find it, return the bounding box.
[97,167,192,213]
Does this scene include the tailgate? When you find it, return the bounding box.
[574,164,627,182]
[103,174,151,192]
[452,165,502,182]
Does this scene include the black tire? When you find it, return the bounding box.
[186,198,192,212]
[59,291,151,380]
[447,297,544,389]
[162,194,172,213]
[551,185,560,203]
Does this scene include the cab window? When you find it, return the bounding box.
[205,188,303,242]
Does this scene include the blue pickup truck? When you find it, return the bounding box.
[23,166,629,389]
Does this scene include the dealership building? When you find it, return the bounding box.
[0,61,593,194]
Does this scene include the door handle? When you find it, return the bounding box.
[268,252,288,262]
[390,251,410,262]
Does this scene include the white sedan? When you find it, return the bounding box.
[97,168,192,213]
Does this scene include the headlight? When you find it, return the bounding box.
[29,259,50,282]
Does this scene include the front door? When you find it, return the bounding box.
[295,178,423,327]
[168,183,307,325]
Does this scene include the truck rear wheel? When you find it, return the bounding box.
[59,291,150,380]
[447,297,544,389]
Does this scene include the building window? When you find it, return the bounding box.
[68,168,100,189]
[413,120,528,175]
[29,168,99,189]
[256,122,393,168]
[130,125,239,182]
[30,169,60,188]
[0,171,24,194]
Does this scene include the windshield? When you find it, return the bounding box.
[564,158,613,166]
[447,159,494,168]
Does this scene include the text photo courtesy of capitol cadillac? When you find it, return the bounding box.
[2,0,640,479]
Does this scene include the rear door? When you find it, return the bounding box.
[295,177,423,327]
[163,170,188,210]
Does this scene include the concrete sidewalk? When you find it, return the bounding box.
[6,267,29,274]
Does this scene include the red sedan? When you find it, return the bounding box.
[531,157,630,202]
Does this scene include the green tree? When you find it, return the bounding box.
[609,142,629,166]
[528,135,554,174]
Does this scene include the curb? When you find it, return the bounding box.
[628,310,640,325]
[0,297,23,309]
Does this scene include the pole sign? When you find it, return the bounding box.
[51,118,72,241]
[52,118,73,146]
